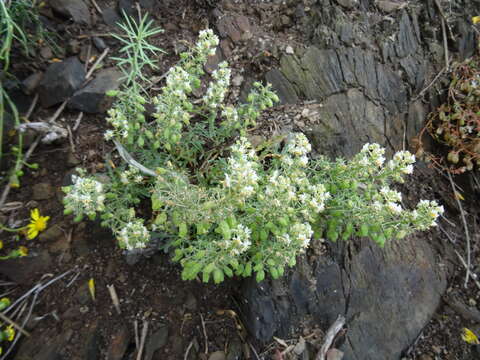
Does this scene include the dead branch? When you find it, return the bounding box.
[447,172,472,288]
[316,315,346,360]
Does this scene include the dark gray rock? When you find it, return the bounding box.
[335,0,357,9]
[118,0,136,18]
[226,337,243,360]
[93,36,107,51]
[50,0,91,25]
[14,328,71,360]
[144,324,169,360]
[21,72,44,95]
[265,69,299,105]
[32,182,55,200]
[0,251,52,284]
[240,237,446,360]
[102,7,121,27]
[457,19,476,60]
[395,11,418,58]
[38,57,86,108]
[107,324,131,360]
[68,68,123,113]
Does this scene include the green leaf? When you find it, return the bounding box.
[178,222,188,238]
[270,267,279,279]
[260,230,268,241]
[202,271,211,283]
[256,270,265,282]
[223,266,233,278]
[358,224,369,237]
[244,262,252,277]
[213,269,224,284]
[154,212,167,225]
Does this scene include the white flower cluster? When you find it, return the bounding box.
[196,29,219,58]
[120,166,143,185]
[378,186,403,214]
[203,62,231,110]
[299,184,330,214]
[106,107,129,139]
[282,133,312,168]
[228,224,252,256]
[117,218,150,251]
[414,200,445,230]
[386,151,415,176]
[357,143,386,169]
[290,223,314,249]
[224,138,259,201]
[221,105,240,128]
[63,175,105,217]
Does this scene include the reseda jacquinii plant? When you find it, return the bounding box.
[62,28,444,283]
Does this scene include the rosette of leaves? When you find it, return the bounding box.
[424,58,480,173]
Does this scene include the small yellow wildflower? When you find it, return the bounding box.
[26,209,50,240]
[473,16,480,24]
[18,246,28,257]
[0,240,3,250]
[462,327,480,344]
[4,325,15,341]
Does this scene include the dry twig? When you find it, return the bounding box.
[0,312,30,337]
[85,48,110,80]
[200,313,208,355]
[107,284,121,314]
[136,320,148,360]
[447,172,472,288]
[316,315,346,360]
[184,340,194,360]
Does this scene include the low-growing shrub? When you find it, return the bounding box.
[63,28,444,283]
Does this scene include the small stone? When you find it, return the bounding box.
[40,46,52,60]
[285,45,294,55]
[184,292,198,311]
[418,355,433,360]
[93,37,107,51]
[293,336,306,355]
[335,0,357,8]
[204,47,224,74]
[39,224,64,242]
[377,1,404,13]
[32,182,55,200]
[66,151,81,167]
[209,351,227,360]
[326,348,344,360]
[144,324,169,360]
[0,251,52,284]
[67,39,81,54]
[50,0,91,25]
[107,324,131,360]
[38,57,86,108]
[21,72,43,95]
[469,298,477,306]
[232,75,244,87]
[118,0,136,17]
[68,68,123,113]
[102,7,121,27]
[75,282,92,305]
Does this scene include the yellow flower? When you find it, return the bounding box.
[0,240,3,250]
[4,325,14,341]
[462,327,480,344]
[18,246,28,257]
[26,209,50,240]
[473,16,480,24]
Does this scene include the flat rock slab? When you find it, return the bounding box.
[240,237,446,360]
[38,57,86,108]
[68,68,123,113]
[50,0,91,25]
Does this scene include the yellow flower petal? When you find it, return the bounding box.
[88,278,96,301]
[31,209,39,221]
[462,328,480,344]
[473,16,480,24]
